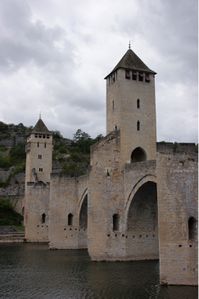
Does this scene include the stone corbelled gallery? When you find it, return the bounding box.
[24,48,198,286]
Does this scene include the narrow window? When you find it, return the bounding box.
[68,213,73,226]
[137,121,140,131]
[139,72,144,82]
[39,135,42,138]
[44,143,46,148]
[188,217,197,240]
[41,213,46,224]
[47,135,50,139]
[37,142,39,147]
[115,125,118,130]
[39,168,43,172]
[113,214,119,231]
[112,100,114,111]
[38,154,42,159]
[112,73,115,82]
[145,73,150,83]
[35,134,38,138]
[125,70,130,79]
[132,71,137,80]
[43,135,46,138]
[137,99,140,109]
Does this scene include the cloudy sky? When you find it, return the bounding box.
[0,0,197,142]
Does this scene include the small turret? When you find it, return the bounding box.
[25,117,53,184]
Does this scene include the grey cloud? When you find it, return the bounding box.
[0,0,74,72]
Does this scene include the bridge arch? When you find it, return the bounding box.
[124,176,159,260]
[78,190,88,248]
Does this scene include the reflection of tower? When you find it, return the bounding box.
[105,47,157,165]
[25,117,53,185]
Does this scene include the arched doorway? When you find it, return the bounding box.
[126,181,159,260]
[131,147,146,162]
[79,194,88,248]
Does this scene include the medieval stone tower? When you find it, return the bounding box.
[24,118,53,241]
[105,47,157,165]
[25,118,52,184]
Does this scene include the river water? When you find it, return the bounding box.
[0,244,197,299]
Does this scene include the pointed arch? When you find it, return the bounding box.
[79,194,88,230]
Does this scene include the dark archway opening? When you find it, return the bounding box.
[188,217,197,241]
[127,181,158,260]
[131,147,147,163]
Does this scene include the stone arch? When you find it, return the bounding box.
[78,188,88,209]
[131,147,146,162]
[78,192,88,248]
[79,194,88,229]
[124,175,156,217]
[124,178,158,260]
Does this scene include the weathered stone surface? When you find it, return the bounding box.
[23,50,198,286]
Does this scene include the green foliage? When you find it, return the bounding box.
[0,121,103,179]
[0,198,23,225]
[10,143,26,164]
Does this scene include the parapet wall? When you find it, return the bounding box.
[49,173,89,249]
[157,142,198,154]
[157,149,198,285]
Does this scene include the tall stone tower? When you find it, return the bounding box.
[24,117,52,242]
[105,47,157,165]
[25,117,53,185]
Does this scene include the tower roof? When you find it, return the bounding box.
[32,118,51,134]
[105,48,156,79]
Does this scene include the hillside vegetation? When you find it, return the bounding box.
[0,122,103,182]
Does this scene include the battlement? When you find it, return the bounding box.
[157,142,198,154]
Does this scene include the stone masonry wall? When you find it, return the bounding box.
[157,145,198,285]
[49,174,89,249]
[24,183,50,242]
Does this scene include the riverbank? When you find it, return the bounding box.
[0,226,24,243]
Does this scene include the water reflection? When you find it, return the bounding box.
[0,244,197,299]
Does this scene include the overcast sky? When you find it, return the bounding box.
[0,0,197,142]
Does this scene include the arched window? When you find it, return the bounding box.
[41,213,46,224]
[137,121,140,131]
[68,213,73,226]
[131,147,147,163]
[113,214,119,231]
[188,217,197,240]
[137,99,140,109]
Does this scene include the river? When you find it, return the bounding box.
[0,244,197,299]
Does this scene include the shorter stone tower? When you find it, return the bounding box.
[24,117,52,242]
[25,118,52,184]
